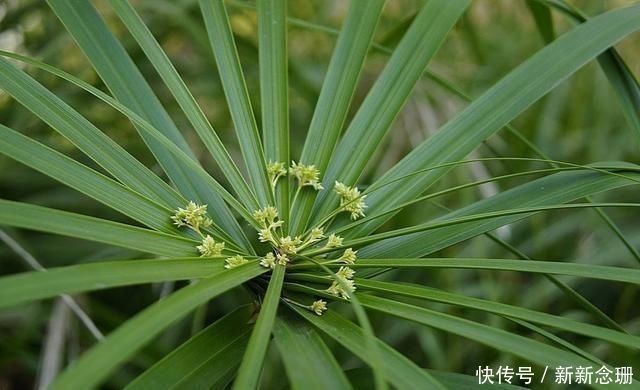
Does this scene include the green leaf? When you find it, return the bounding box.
[0,49,259,241]
[293,258,640,285]
[537,0,640,140]
[358,295,623,390]
[357,279,640,349]
[272,314,352,390]
[258,0,290,226]
[127,305,254,389]
[234,265,285,389]
[44,0,248,246]
[0,124,174,234]
[0,57,184,209]
[349,4,640,237]
[358,170,640,258]
[0,258,227,309]
[525,0,555,43]
[344,202,640,248]
[290,305,445,390]
[289,0,386,234]
[199,0,273,207]
[0,199,197,257]
[100,0,260,212]
[52,263,265,390]
[310,0,470,225]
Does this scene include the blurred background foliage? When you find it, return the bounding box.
[1,0,638,388]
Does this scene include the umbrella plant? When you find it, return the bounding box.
[0,0,639,388]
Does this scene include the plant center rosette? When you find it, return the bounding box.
[170,160,368,316]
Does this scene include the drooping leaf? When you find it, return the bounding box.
[126,305,254,389]
[0,200,197,257]
[291,305,445,390]
[52,263,265,390]
[0,258,228,309]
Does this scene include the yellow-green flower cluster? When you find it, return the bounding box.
[338,248,357,264]
[334,181,367,220]
[225,255,248,269]
[197,235,225,257]
[171,201,213,233]
[172,201,227,258]
[324,233,343,249]
[310,299,327,316]
[326,266,356,299]
[267,161,287,188]
[290,161,323,190]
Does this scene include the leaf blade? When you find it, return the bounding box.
[289,0,386,233]
[0,258,227,309]
[199,0,273,207]
[311,0,470,225]
[52,263,265,390]
[351,4,640,237]
[272,315,352,390]
[0,200,197,257]
[126,305,254,389]
[290,305,445,390]
[233,265,285,389]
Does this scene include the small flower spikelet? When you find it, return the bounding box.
[290,161,323,190]
[326,263,356,299]
[325,233,343,248]
[309,227,325,241]
[259,253,276,269]
[254,206,280,228]
[197,235,225,257]
[225,255,248,269]
[334,181,367,220]
[310,300,327,316]
[339,248,358,264]
[276,253,290,265]
[327,277,356,300]
[336,266,355,280]
[172,201,213,232]
[267,161,287,188]
[279,236,302,254]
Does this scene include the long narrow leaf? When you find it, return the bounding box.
[45,0,248,244]
[349,4,640,237]
[0,124,174,234]
[234,265,285,389]
[52,263,265,389]
[359,170,640,258]
[538,0,640,139]
[358,279,640,349]
[258,0,290,225]
[272,314,352,390]
[126,305,254,389]
[0,50,259,239]
[359,295,624,390]
[291,258,640,284]
[0,200,197,257]
[199,0,273,206]
[0,58,185,208]
[0,258,227,309]
[290,305,445,390]
[311,0,470,225]
[103,0,260,211]
[290,0,386,234]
